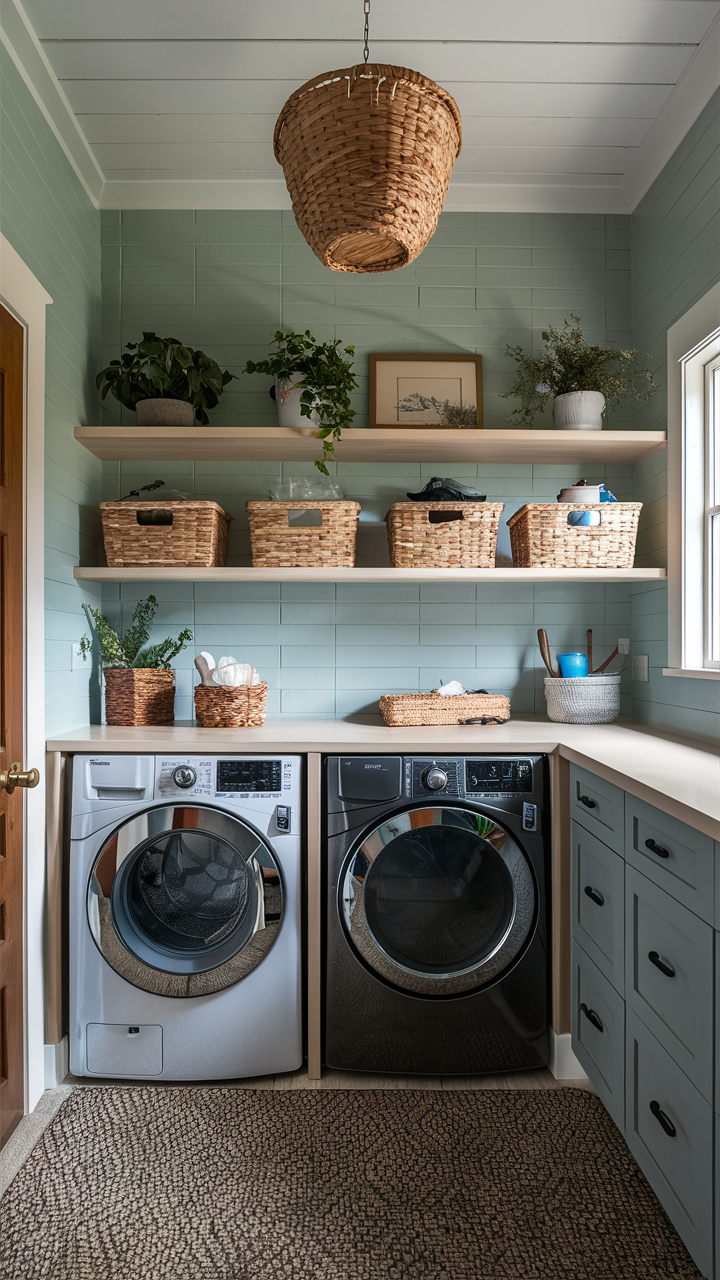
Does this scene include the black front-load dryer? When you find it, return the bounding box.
[324,754,550,1075]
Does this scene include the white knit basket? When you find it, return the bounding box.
[544,672,622,724]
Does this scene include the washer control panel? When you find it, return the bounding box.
[404,757,535,799]
[155,757,295,800]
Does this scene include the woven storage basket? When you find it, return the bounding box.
[104,668,175,726]
[387,502,504,568]
[100,500,231,568]
[507,503,642,569]
[247,500,361,567]
[379,692,511,727]
[194,683,268,729]
[544,673,621,725]
[273,64,462,273]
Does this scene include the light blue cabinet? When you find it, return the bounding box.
[570,772,718,1279]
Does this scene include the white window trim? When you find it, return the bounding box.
[665,283,720,681]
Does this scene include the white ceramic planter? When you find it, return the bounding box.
[275,373,320,434]
[553,390,605,431]
[136,397,195,427]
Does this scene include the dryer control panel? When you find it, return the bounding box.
[405,756,534,799]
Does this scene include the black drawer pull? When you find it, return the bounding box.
[648,950,675,978]
[580,1003,603,1032]
[650,1100,676,1137]
[584,885,605,906]
[645,837,670,859]
[579,795,597,809]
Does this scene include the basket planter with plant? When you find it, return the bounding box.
[501,315,656,430]
[243,329,358,473]
[79,595,193,726]
[97,332,236,426]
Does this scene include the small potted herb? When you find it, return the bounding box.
[80,595,193,725]
[243,329,358,473]
[97,332,236,426]
[501,315,656,430]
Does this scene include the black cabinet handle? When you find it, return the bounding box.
[580,1003,603,1032]
[579,795,597,809]
[648,950,675,978]
[583,885,605,906]
[650,1100,676,1137]
[645,837,670,859]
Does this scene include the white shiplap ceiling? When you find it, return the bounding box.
[6,0,720,212]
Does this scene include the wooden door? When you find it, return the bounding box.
[0,305,25,1147]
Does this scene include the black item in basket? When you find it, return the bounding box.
[406,477,486,502]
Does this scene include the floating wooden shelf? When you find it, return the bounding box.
[74,426,667,466]
[73,567,667,585]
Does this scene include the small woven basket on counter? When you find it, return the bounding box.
[544,673,621,724]
[507,503,641,569]
[194,683,268,729]
[247,500,361,567]
[379,691,511,727]
[104,669,175,726]
[387,502,504,569]
[100,500,231,568]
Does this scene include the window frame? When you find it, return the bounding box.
[705,353,720,668]
[665,283,720,681]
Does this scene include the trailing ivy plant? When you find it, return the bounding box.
[79,595,192,669]
[500,315,656,426]
[97,332,236,425]
[243,330,358,474]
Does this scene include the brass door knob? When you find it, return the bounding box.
[0,763,40,795]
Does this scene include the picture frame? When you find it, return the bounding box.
[368,353,483,430]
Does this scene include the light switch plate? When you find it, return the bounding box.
[632,654,649,681]
[618,638,630,655]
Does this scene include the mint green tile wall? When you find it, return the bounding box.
[0,48,102,735]
[100,209,634,720]
[630,89,720,741]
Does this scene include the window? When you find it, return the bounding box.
[666,283,720,680]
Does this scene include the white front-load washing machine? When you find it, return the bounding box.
[70,753,302,1080]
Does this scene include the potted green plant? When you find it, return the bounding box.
[97,332,236,427]
[80,595,193,725]
[243,329,358,473]
[501,315,656,430]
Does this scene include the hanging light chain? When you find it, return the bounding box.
[363,0,370,64]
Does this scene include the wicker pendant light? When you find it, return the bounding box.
[273,4,461,273]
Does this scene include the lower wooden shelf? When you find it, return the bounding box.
[73,566,667,584]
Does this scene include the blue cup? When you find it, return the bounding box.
[557,652,588,678]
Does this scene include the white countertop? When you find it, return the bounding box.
[47,718,720,839]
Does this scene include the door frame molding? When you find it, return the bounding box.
[1,235,52,1113]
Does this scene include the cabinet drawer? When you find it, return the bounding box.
[626,865,715,1103]
[571,942,625,1131]
[625,1009,714,1280]
[625,794,715,925]
[569,764,624,854]
[571,821,625,993]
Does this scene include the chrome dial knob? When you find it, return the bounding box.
[422,766,448,792]
[172,765,197,790]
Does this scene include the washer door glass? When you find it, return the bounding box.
[339,807,536,996]
[88,805,283,998]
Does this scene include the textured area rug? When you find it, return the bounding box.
[0,1086,701,1280]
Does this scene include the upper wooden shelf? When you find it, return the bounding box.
[74,426,667,466]
[73,567,668,585]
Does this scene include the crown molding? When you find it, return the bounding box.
[621,13,720,212]
[0,0,103,206]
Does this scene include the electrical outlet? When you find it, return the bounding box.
[632,654,649,681]
[71,642,88,670]
[618,638,630,655]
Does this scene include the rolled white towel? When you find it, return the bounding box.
[435,680,466,697]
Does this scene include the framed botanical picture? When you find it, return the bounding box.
[369,353,483,429]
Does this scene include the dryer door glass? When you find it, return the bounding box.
[340,807,536,996]
[88,805,283,998]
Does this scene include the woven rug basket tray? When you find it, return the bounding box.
[194,683,268,729]
[101,500,231,568]
[379,691,511,727]
[507,503,641,569]
[104,668,175,726]
[247,500,361,568]
[387,501,504,568]
[273,64,462,273]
